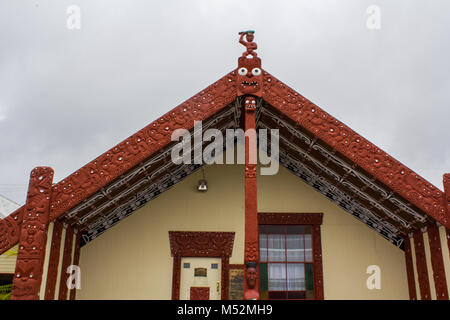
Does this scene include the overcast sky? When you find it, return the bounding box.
[0,0,449,204]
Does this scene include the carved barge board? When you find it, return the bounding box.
[11,167,54,300]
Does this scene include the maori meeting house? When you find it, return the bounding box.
[0,32,449,300]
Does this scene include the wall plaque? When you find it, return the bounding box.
[194,268,207,277]
[229,266,244,300]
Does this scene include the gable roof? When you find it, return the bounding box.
[1,54,448,254]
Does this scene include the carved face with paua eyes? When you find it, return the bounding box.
[244,97,257,111]
[237,56,263,97]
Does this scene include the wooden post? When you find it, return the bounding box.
[427,224,449,299]
[69,231,81,300]
[11,167,54,300]
[403,235,417,300]
[58,225,74,300]
[44,221,63,299]
[243,96,259,300]
[413,230,431,300]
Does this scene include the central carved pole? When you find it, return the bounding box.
[244,97,259,300]
[237,31,263,300]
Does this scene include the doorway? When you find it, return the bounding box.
[180,257,221,300]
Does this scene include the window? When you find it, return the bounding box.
[259,225,314,299]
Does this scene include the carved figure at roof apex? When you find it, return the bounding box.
[239,30,257,58]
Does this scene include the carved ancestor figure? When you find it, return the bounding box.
[237,32,263,97]
[243,262,259,300]
[239,30,257,58]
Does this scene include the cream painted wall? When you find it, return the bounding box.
[78,163,409,300]
[0,245,17,274]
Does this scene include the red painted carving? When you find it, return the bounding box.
[244,95,259,300]
[312,225,324,300]
[237,32,262,97]
[190,287,210,300]
[221,256,230,300]
[0,208,23,255]
[403,235,417,300]
[262,72,448,228]
[69,231,81,300]
[168,231,234,300]
[171,255,181,300]
[427,224,449,299]
[444,173,450,215]
[413,230,431,300]
[258,212,323,225]
[11,167,54,300]
[239,31,257,59]
[58,226,74,300]
[237,57,262,97]
[44,221,63,300]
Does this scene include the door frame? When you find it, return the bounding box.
[169,231,234,300]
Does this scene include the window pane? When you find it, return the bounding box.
[259,234,267,262]
[286,234,304,261]
[305,263,314,299]
[304,234,313,262]
[268,263,286,291]
[287,263,305,291]
[267,234,285,261]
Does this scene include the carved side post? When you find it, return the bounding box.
[11,167,54,300]
[403,235,417,300]
[58,225,74,300]
[413,230,431,300]
[44,221,63,299]
[69,231,81,300]
[244,96,259,300]
[427,224,449,299]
